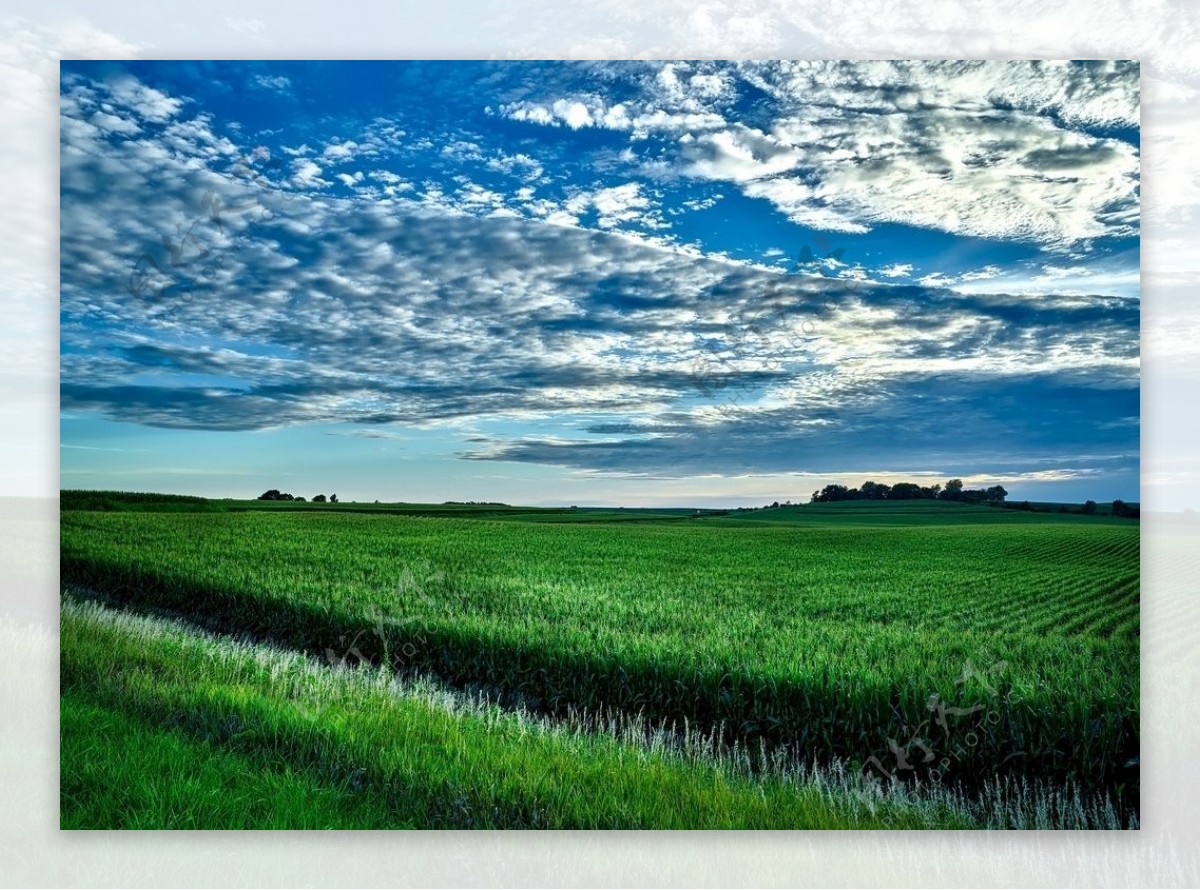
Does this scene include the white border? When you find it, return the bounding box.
[3,2,1197,885]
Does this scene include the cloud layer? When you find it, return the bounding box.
[498,60,1140,247]
[59,61,1139,483]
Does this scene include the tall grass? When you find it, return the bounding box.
[61,595,1130,829]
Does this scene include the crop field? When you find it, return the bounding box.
[59,495,1140,829]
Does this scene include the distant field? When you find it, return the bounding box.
[719,500,1138,526]
[60,494,1139,828]
[59,490,1139,524]
[59,490,709,522]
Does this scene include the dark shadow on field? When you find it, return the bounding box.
[60,553,1139,819]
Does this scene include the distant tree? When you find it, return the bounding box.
[278,493,295,501]
[1111,499,1138,518]
[812,485,852,503]
[330,494,338,503]
[985,485,1008,505]
[860,480,891,500]
[888,482,922,500]
[294,496,306,502]
[939,479,964,501]
[1082,500,1097,515]
[312,494,327,503]
[258,489,281,501]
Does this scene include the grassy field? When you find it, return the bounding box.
[63,597,995,829]
[59,494,1139,829]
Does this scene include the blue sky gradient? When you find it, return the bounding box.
[60,60,1140,505]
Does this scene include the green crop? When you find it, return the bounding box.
[60,498,1139,827]
[61,596,1129,829]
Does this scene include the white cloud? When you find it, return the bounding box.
[601,104,631,129]
[440,140,482,161]
[960,265,1003,281]
[106,74,185,122]
[291,158,328,187]
[680,193,722,212]
[321,139,358,162]
[501,61,1140,248]
[503,98,600,130]
[563,182,662,230]
[89,110,140,135]
[554,99,593,129]
[160,115,238,159]
[742,177,868,233]
[455,182,507,213]
[507,103,556,126]
[679,127,803,183]
[878,263,913,278]
[1039,264,1091,280]
[486,152,543,181]
[955,263,1141,299]
[252,74,291,92]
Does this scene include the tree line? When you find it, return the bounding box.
[257,489,338,503]
[809,478,1008,505]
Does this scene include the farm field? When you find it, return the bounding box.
[59,495,1140,829]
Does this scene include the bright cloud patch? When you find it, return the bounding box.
[501,60,1139,249]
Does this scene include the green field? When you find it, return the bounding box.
[59,494,1140,829]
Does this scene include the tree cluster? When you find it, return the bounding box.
[1111,499,1140,518]
[258,490,337,503]
[809,479,1008,505]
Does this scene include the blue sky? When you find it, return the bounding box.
[59,60,1140,506]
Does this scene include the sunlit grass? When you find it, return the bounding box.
[64,597,998,829]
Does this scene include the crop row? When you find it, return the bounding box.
[60,510,1140,810]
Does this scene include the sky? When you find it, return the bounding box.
[59,60,1140,507]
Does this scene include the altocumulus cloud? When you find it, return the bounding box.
[60,61,1138,485]
[499,60,1140,247]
